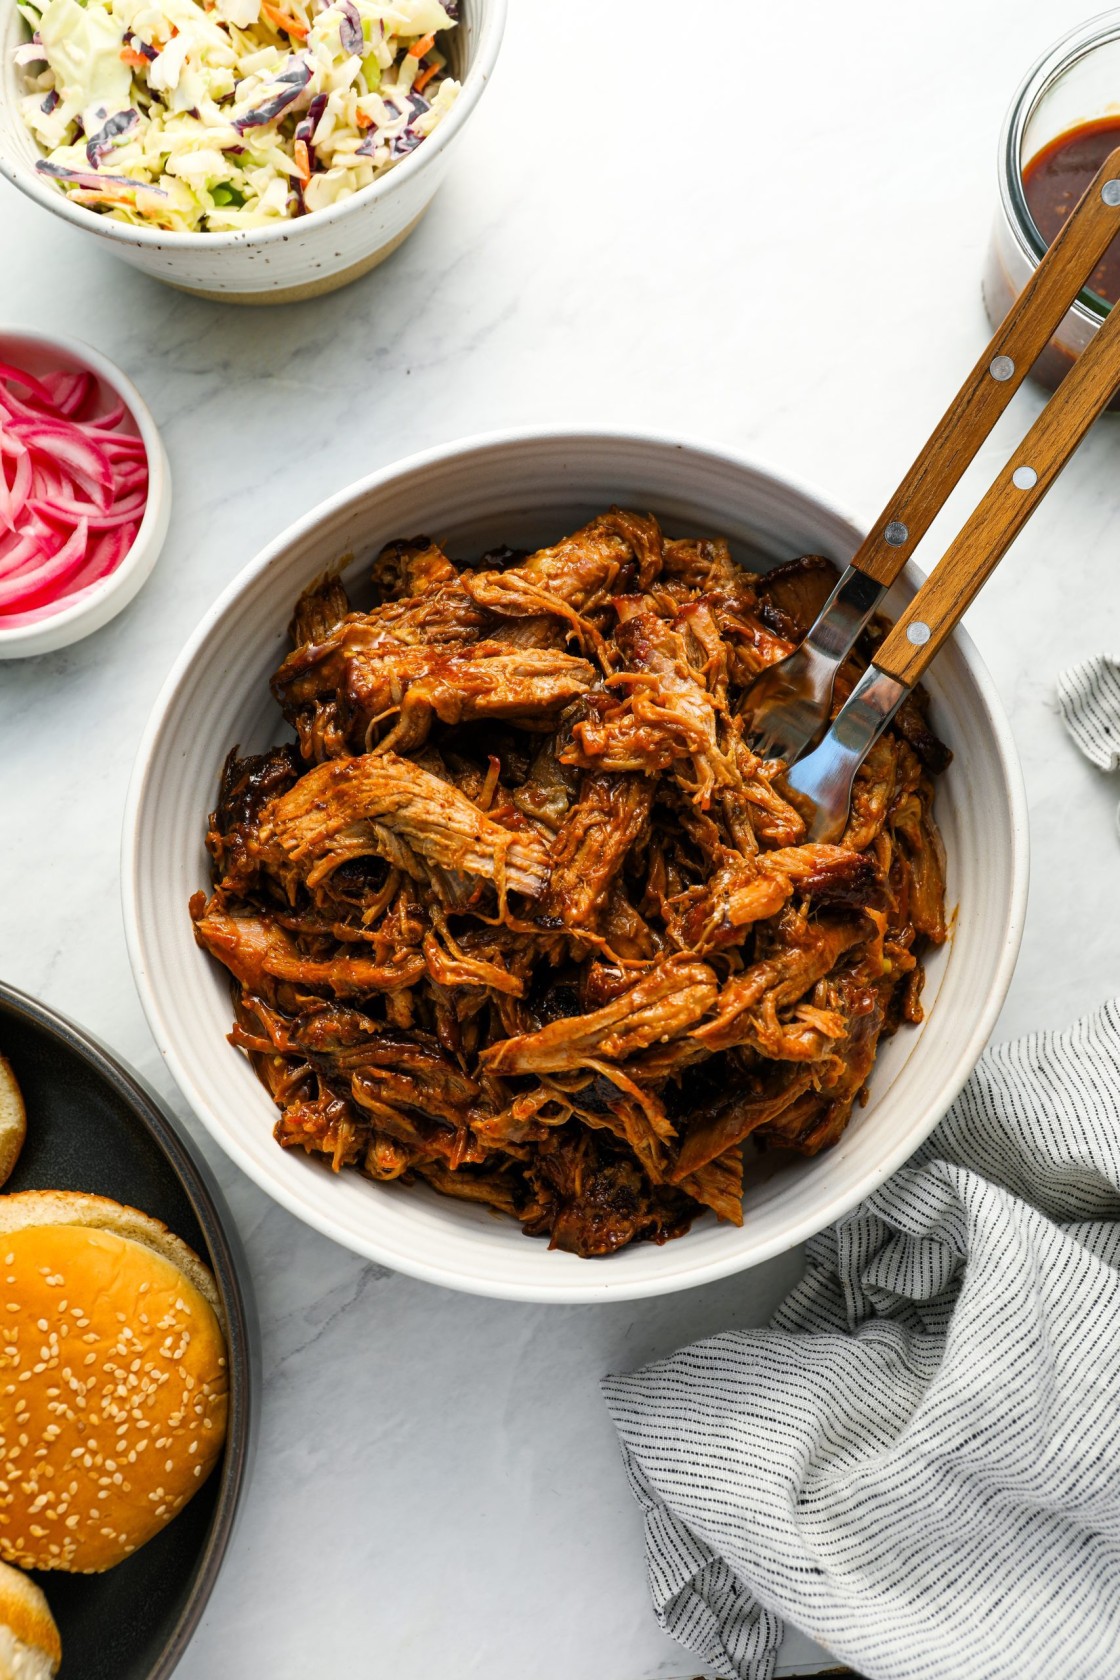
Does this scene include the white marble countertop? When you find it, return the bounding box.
[4,1,1120,1673]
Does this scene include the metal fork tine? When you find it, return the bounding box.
[784,666,908,841]
[739,568,885,764]
[742,150,1120,770]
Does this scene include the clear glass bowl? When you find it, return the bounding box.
[984,9,1120,399]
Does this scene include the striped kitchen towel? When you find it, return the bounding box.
[603,665,1120,1680]
[604,1006,1120,1680]
[1058,654,1120,773]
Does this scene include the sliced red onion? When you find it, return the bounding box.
[30,489,147,530]
[58,521,138,594]
[0,531,55,583]
[40,370,97,417]
[112,469,149,499]
[0,444,32,534]
[10,421,114,509]
[0,506,56,573]
[0,564,130,627]
[0,518,89,610]
[0,361,54,405]
[0,354,149,619]
[91,399,126,428]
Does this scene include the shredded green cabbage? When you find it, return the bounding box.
[15,0,461,231]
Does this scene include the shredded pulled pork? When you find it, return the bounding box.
[191,514,949,1258]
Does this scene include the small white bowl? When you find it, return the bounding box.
[123,429,1029,1303]
[0,327,171,659]
[0,1,505,304]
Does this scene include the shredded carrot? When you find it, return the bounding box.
[414,60,439,93]
[261,1,309,38]
[408,31,435,57]
[293,138,312,185]
[355,109,375,129]
[119,46,149,67]
[72,190,136,208]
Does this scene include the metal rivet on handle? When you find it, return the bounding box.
[990,354,1015,381]
[884,521,909,546]
[1102,180,1120,206]
[1012,465,1038,489]
[907,621,931,646]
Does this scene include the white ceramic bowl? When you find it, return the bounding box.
[123,430,1029,1303]
[0,1,505,303]
[0,327,171,659]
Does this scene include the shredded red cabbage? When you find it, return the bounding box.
[294,89,329,171]
[35,159,167,196]
[338,2,363,57]
[85,107,140,169]
[233,57,312,132]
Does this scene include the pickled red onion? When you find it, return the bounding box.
[0,356,148,625]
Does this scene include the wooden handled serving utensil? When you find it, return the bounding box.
[783,145,1120,839]
[740,144,1120,769]
[758,149,1120,842]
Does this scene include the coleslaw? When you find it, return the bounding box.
[13,0,460,231]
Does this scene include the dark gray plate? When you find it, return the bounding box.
[0,982,255,1680]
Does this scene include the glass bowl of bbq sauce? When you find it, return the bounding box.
[984,10,1120,403]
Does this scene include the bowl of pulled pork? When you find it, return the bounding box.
[123,430,1028,1301]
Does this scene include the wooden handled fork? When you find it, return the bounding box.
[784,148,1120,840]
[740,145,1120,768]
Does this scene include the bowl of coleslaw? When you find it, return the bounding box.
[0,0,504,302]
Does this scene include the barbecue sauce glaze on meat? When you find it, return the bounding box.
[191,513,949,1258]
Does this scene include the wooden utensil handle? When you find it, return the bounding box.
[875,268,1120,688]
[852,145,1120,589]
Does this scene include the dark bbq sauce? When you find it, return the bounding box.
[1022,116,1120,303]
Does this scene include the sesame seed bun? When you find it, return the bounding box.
[0,1192,228,1574]
[0,1059,26,1190]
[0,1561,60,1679]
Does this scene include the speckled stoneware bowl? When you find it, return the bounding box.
[0,982,256,1680]
[123,429,1030,1305]
[0,0,505,303]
